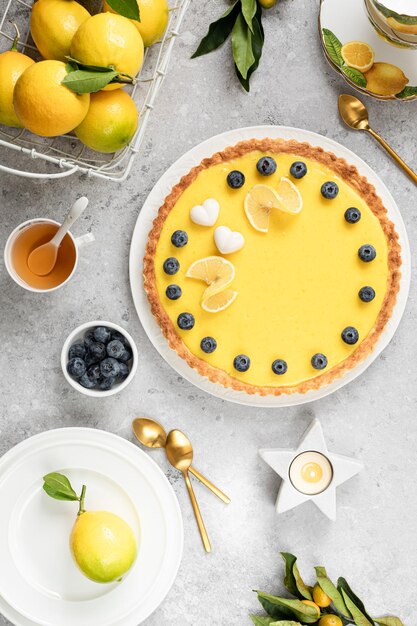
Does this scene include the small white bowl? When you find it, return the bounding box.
[61,320,138,397]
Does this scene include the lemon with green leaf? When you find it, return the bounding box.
[43,472,137,583]
[103,0,169,47]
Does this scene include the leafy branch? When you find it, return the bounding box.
[43,472,87,516]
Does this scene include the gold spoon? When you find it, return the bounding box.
[166,429,211,552]
[338,94,417,185]
[132,418,230,504]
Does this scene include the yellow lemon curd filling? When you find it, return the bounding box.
[154,151,389,389]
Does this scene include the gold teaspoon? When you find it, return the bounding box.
[338,93,417,185]
[132,418,230,504]
[166,429,211,552]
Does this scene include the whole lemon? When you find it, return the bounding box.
[75,89,138,152]
[313,583,332,608]
[13,60,90,136]
[319,615,343,626]
[259,0,277,7]
[0,41,34,127]
[301,600,321,618]
[364,62,409,96]
[102,0,169,47]
[70,13,144,90]
[30,0,90,62]
[70,510,137,583]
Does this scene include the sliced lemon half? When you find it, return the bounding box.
[244,184,282,232]
[201,288,238,313]
[276,177,303,214]
[341,41,375,73]
[186,256,235,294]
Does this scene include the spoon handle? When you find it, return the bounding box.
[367,128,417,185]
[51,196,89,246]
[183,470,211,552]
[189,466,231,504]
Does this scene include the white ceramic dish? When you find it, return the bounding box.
[0,428,183,626]
[61,320,138,397]
[129,125,411,408]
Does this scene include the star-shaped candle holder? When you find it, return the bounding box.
[259,419,363,521]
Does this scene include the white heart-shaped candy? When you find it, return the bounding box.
[214,226,245,255]
[190,198,220,227]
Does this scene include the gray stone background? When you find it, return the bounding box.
[1,0,416,624]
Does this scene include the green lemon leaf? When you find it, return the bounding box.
[62,69,122,93]
[232,12,255,79]
[396,85,417,98]
[341,590,374,626]
[242,0,257,32]
[322,28,343,67]
[257,593,319,624]
[43,473,79,501]
[236,6,264,91]
[65,56,119,73]
[342,66,367,88]
[105,0,139,21]
[279,553,312,600]
[250,617,277,626]
[315,567,350,617]
[374,618,404,626]
[191,0,240,58]
[271,623,303,626]
[338,578,374,624]
[258,595,294,620]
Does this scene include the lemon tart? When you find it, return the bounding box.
[143,138,401,396]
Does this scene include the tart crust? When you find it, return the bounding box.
[143,138,402,396]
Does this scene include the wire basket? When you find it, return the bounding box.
[0,0,190,180]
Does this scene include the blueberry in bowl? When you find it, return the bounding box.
[61,321,138,397]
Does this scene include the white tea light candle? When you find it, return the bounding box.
[289,451,333,495]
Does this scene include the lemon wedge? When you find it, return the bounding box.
[276,177,303,214]
[244,184,282,232]
[202,289,238,313]
[341,41,375,73]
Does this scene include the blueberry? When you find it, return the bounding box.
[93,326,111,344]
[111,331,130,349]
[166,284,182,300]
[200,337,217,353]
[67,357,86,379]
[341,326,359,345]
[177,312,195,330]
[118,362,130,380]
[171,230,188,248]
[78,373,97,389]
[84,331,96,348]
[345,207,361,224]
[119,348,132,363]
[86,363,101,381]
[69,343,86,360]
[311,353,328,370]
[227,170,245,189]
[321,181,339,199]
[106,339,124,359]
[88,342,106,361]
[233,354,250,372]
[98,376,116,391]
[256,156,277,176]
[85,352,99,367]
[358,244,376,262]
[163,257,180,275]
[272,359,288,375]
[100,357,121,378]
[359,286,375,302]
[290,161,307,179]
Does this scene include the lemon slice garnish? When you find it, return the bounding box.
[244,184,282,232]
[186,256,235,294]
[276,177,303,214]
[341,41,375,73]
[201,289,238,313]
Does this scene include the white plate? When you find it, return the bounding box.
[0,428,183,626]
[129,125,411,407]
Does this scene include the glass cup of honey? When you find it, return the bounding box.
[4,218,94,293]
[364,0,417,47]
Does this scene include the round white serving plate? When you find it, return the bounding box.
[129,125,411,408]
[0,428,183,626]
